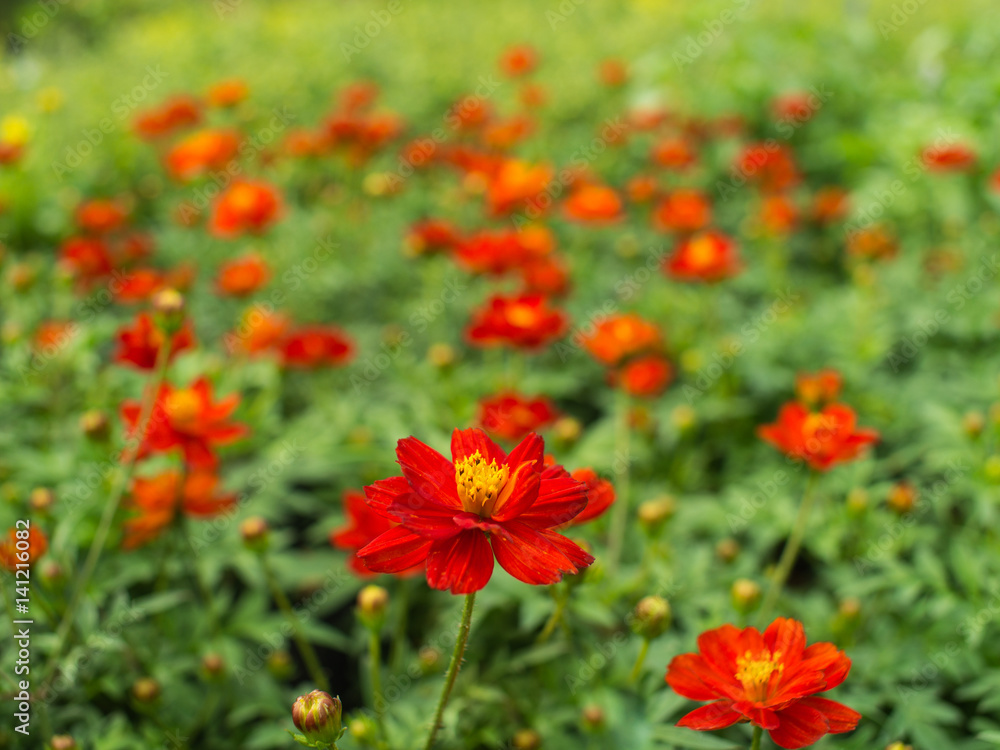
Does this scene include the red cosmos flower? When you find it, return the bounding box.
[134,95,202,140]
[846,225,897,261]
[339,81,380,113]
[466,293,568,351]
[758,402,878,471]
[922,142,976,172]
[121,377,248,469]
[405,219,462,256]
[478,392,560,443]
[227,307,291,355]
[0,142,24,165]
[486,160,554,216]
[737,143,800,192]
[484,114,536,150]
[280,325,355,368]
[811,187,849,224]
[0,527,48,571]
[209,180,283,238]
[760,194,798,235]
[666,618,860,749]
[357,429,594,594]
[331,489,424,578]
[562,184,624,224]
[651,136,697,170]
[566,468,615,526]
[626,175,659,204]
[123,470,236,549]
[581,313,661,367]
[165,129,241,181]
[59,236,114,283]
[520,256,570,297]
[33,320,77,355]
[76,199,129,234]
[499,45,538,77]
[771,91,820,124]
[215,253,271,297]
[114,312,195,370]
[794,370,842,406]
[615,354,674,397]
[653,189,712,233]
[283,128,326,158]
[664,230,742,283]
[115,268,166,303]
[207,79,249,108]
[454,226,553,276]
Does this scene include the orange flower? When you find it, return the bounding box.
[922,142,976,172]
[846,225,897,261]
[0,142,24,165]
[33,320,77,355]
[666,618,860,749]
[737,143,799,192]
[447,95,494,132]
[114,312,195,370]
[283,128,326,158]
[405,219,462,256]
[454,226,553,276]
[466,293,568,351]
[664,230,742,283]
[615,354,673,397]
[484,115,535,150]
[115,268,166,304]
[124,470,236,549]
[215,253,271,297]
[653,189,712,233]
[811,187,849,224]
[758,402,878,471]
[518,84,546,110]
[651,136,697,170]
[794,370,842,406]
[626,175,659,204]
[499,45,538,77]
[165,129,241,181]
[59,236,114,284]
[581,313,661,367]
[121,377,248,469]
[477,392,560,443]
[771,91,819,124]
[486,160,554,216]
[562,184,623,224]
[206,79,249,108]
[598,59,628,87]
[76,199,129,234]
[0,527,48,571]
[760,194,798,235]
[520,255,570,297]
[134,95,202,140]
[209,180,283,238]
[280,326,355,368]
[331,489,424,578]
[226,307,291,355]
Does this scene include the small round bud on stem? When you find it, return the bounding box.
[152,288,185,335]
[356,584,389,629]
[30,487,55,513]
[292,690,344,747]
[80,409,110,440]
[132,677,160,703]
[49,737,77,750]
[638,495,675,535]
[731,579,761,614]
[240,516,270,552]
[630,595,671,640]
[581,704,605,733]
[715,538,739,563]
[513,728,542,750]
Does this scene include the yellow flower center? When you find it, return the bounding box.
[165,389,201,425]
[735,650,783,701]
[506,303,539,329]
[687,235,719,268]
[455,451,509,516]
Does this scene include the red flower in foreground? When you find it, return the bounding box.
[209,180,283,238]
[0,527,48,571]
[279,325,355,368]
[114,312,195,370]
[666,618,860,749]
[121,377,248,469]
[331,489,424,578]
[478,392,559,442]
[357,429,594,594]
[758,402,878,471]
[215,253,271,297]
[664,230,742,283]
[124,470,236,549]
[466,293,568,351]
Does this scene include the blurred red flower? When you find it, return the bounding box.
[59,236,115,284]
[478,392,560,442]
[922,142,976,172]
[123,470,236,548]
[134,95,202,140]
[466,293,568,350]
[215,253,271,297]
[651,136,697,170]
[666,617,860,749]
[846,225,897,261]
[738,143,800,192]
[357,429,593,594]
[331,489,424,578]
[581,313,661,367]
[653,189,712,233]
[499,45,538,77]
[209,180,283,238]
[566,468,615,526]
[114,312,195,370]
[562,184,623,224]
[405,219,462,256]
[758,402,878,471]
[207,79,249,108]
[279,326,355,368]
[76,199,129,234]
[165,129,241,181]
[615,354,674,397]
[811,187,849,224]
[794,370,842,406]
[664,230,742,283]
[0,527,48,571]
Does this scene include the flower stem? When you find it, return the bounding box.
[44,343,171,680]
[179,515,219,635]
[607,389,632,575]
[628,638,650,683]
[260,554,330,692]
[423,592,476,750]
[750,724,763,750]
[536,585,568,643]
[758,471,818,625]
[368,628,383,713]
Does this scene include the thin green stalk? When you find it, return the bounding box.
[750,724,763,750]
[369,629,383,710]
[44,343,171,680]
[260,555,330,692]
[607,389,632,575]
[536,586,568,643]
[423,592,476,750]
[628,638,651,683]
[758,471,818,625]
[390,578,410,671]
[179,515,219,635]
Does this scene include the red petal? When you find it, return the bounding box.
[358,527,433,574]
[388,497,463,541]
[763,617,806,672]
[364,476,413,518]
[504,432,544,472]
[518,474,588,528]
[768,702,829,749]
[490,462,540,522]
[666,654,738,701]
[798,697,860,734]
[396,436,461,508]
[425,530,494,594]
[491,520,579,585]
[536,530,594,569]
[799,642,852,690]
[450,427,506,466]
[675,702,742,731]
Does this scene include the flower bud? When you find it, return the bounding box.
[201,652,225,679]
[268,649,293,679]
[715,538,739,563]
[552,416,582,444]
[630,595,671,640]
[348,715,378,743]
[846,487,868,518]
[730,579,761,614]
[356,585,389,630]
[152,288,185,335]
[40,560,63,585]
[48,737,77,750]
[427,343,456,368]
[292,690,344,746]
[887,481,917,515]
[885,743,912,750]
[30,487,55,513]
[513,728,542,750]
[670,404,697,432]
[132,677,160,703]
[240,516,270,552]
[418,646,442,674]
[581,704,605,732]
[638,495,675,535]
[80,409,110,440]
[963,410,985,438]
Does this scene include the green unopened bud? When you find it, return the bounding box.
[240,516,270,552]
[886,743,912,750]
[356,585,389,629]
[48,736,77,750]
[268,649,293,679]
[638,495,675,535]
[348,715,378,744]
[30,487,55,513]
[80,409,110,440]
[132,677,160,703]
[152,288,185,335]
[553,416,582,444]
[671,405,697,432]
[418,646,443,674]
[846,487,868,518]
[963,410,985,438]
[581,704,605,732]
[715,538,739,563]
[292,690,344,747]
[201,652,225,680]
[513,728,542,750]
[630,595,671,639]
[731,579,761,614]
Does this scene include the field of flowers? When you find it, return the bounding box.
[2,1,1000,748]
